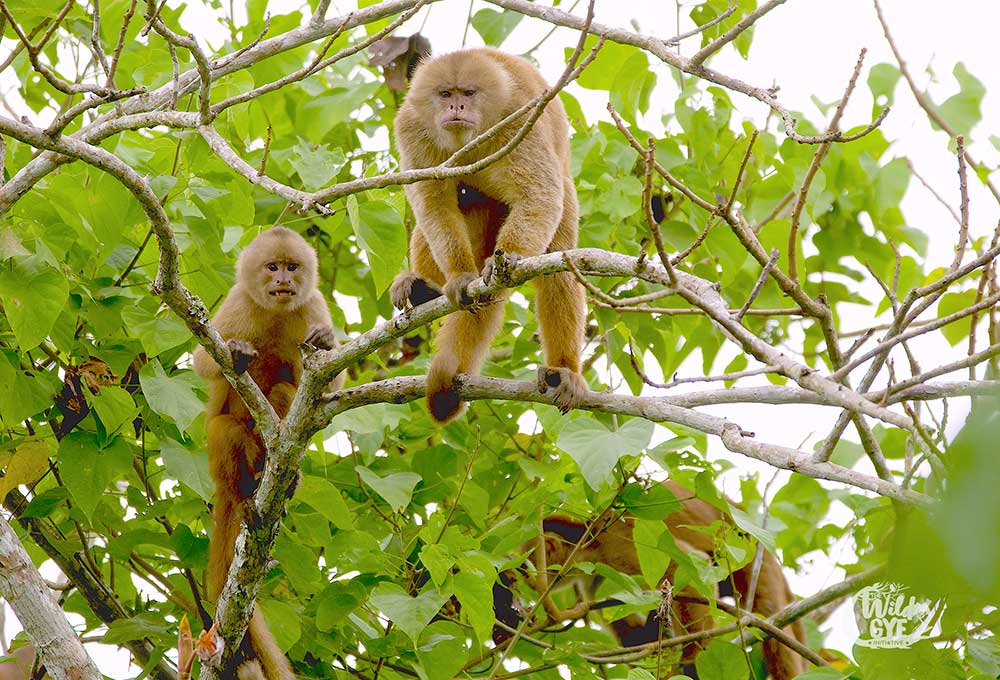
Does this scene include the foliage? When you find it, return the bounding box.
[0,0,997,679]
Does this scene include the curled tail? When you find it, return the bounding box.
[249,609,294,680]
[427,302,505,423]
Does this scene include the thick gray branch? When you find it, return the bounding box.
[0,515,101,680]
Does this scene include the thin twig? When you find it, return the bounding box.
[735,247,778,321]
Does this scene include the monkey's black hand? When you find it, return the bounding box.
[305,325,337,351]
[390,272,444,309]
[537,366,588,414]
[226,339,257,375]
[481,250,522,287]
[443,272,491,312]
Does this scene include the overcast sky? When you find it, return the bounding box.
[2,0,999,675]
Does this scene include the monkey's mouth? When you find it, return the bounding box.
[269,289,296,298]
[442,117,475,128]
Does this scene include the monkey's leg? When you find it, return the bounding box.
[266,382,297,420]
[205,414,258,598]
[533,271,588,413]
[426,298,506,423]
[391,228,445,309]
[249,608,295,680]
[733,554,808,680]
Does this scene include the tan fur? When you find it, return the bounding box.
[391,48,587,423]
[193,227,344,679]
[530,481,808,680]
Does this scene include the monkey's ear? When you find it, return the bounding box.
[368,34,432,92]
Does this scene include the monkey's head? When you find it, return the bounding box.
[407,49,513,150]
[236,227,318,312]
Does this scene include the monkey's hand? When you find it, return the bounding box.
[481,250,522,287]
[305,325,337,351]
[390,272,444,309]
[443,272,491,312]
[226,339,257,375]
[537,367,588,414]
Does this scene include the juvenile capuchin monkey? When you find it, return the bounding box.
[507,480,808,680]
[390,48,588,423]
[193,227,343,680]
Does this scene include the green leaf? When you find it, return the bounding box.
[453,553,495,643]
[621,482,682,521]
[121,305,192,358]
[160,439,213,501]
[257,599,301,651]
[695,640,749,680]
[89,386,138,437]
[103,613,173,646]
[0,440,51,499]
[356,466,421,512]
[557,418,654,489]
[935,63,985,137]
[289,140,346,191]
[369,583,450,642]
[471,8,523,46]
[419,543,455,588]
[0,358,57,426]
[728,506,777,554]
[296,476,355,529]
[868,63,901,107]
[0,258,68,350]
[937,290,977,346]
[138,361,203,434]
[967,637,1000,676]
[633,518,670,589]
[316,580,369,631]
[416,621,468,680]
[627,670,656,680]
[347,197,406,296]
[57,433,131,520]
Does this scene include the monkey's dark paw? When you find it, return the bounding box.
[390,272,443,309]
[481,250,522,287]
[305,325,337,350]
[226,339,257,375]
[444,272,491,312]
[537,366,588,414]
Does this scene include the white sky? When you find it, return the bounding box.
[3,0,999,675]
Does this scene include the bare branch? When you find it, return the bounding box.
[0,516,102,680]
[488,0,888,144]
[688,0,787,67]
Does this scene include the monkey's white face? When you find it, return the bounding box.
[434,86,482,131]
[256,259,305,309]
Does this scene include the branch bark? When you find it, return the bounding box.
[0,515,101,680]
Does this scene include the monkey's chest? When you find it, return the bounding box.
[248,351,300,393]
[457,182,509,261]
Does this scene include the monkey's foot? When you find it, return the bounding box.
[481,250,522,287]
[390,272,443,309]
[305,324,337,350]
[227,339,258,375]
[537,366,588,414]
[443,272,491,312]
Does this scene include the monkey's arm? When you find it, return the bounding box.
[407,181,479,292]
[303,291,346,391]
[492,155,564,258]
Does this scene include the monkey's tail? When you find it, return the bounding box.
[249,609,295,680]
[427,303,505,424]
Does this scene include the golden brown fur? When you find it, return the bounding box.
[193,227,343,680]
[525,481,808,680]
[390,48,587,423]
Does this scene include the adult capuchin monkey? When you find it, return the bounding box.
[390,48,588,423]
[504,480,808,680]
[193,227,343,680]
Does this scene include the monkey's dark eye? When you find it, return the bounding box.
[463,90,476,97]
[439,90,451,98]
[267,263,279,272]
[287,263,298,272]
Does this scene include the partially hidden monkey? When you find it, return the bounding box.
[507,480,807,680]
[390,48,588,423]
[193,227,343,680]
